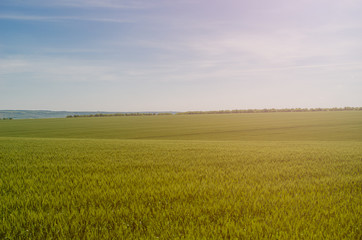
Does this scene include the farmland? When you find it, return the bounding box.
[1,111,361,141]
[1,111,361,239]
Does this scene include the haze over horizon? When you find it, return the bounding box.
[1,0,361,112]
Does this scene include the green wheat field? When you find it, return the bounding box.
[1,111,361,239]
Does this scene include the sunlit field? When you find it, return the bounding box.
[1,111,361,239]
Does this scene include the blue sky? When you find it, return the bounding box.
[0,0,361,111]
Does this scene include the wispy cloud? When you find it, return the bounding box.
[0,57,121,83]
[0,0,148,9]
[63,0,148,9]
[123,23,361,72]
[0,14,132,23]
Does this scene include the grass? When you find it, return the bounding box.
[0,111,361,239]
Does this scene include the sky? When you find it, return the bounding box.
[0,0,361,111]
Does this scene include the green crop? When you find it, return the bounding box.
[0,111,361,239]
[0,111,361,141]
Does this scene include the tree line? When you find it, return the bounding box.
[66,112,173,118]
[66,107,361,118]
[176,107,362,115]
